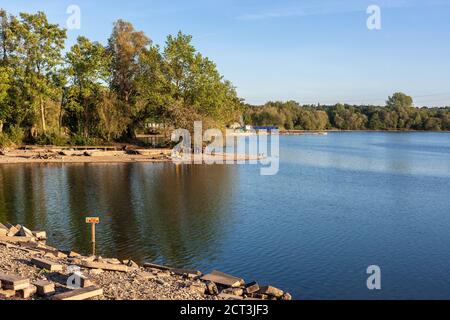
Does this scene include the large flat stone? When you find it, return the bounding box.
[201,270,244,288]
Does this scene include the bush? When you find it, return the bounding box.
[69,133,97,146]
[0,133,12,148]
[35,131,69,146]
[0,126,25,148]
[8,125,25,145]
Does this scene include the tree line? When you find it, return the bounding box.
[244,93,450,131]
[0,10,241,147]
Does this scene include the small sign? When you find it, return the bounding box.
[86,217,100,224]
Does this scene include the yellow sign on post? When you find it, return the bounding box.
[86,217,100,224]
[86,217,100,256]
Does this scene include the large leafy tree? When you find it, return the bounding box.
[0,66,11,132]
[13,12,66,135]
[66,36,110,138]
[387,92,413,110]
[163,31,241,130]
[108,20,150,139]
[0,10,18,132]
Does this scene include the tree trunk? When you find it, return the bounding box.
[84,97,89,139]
[59,89,65,134]
[126,122,136,140]
[0,120,3,133]
[40,96,46,134]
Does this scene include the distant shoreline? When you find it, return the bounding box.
[0,130,448,165]
[280,129,450,134]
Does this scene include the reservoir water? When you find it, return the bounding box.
[1,132,450,299]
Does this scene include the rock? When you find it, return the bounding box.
[80,261,131,272]
[89,269,104,276]
[44,252,58,259]
[0,224,7,237]
[245,281,260,294]
[258,285,284,298]
[282,293,292,301]
[157,272,171,278]
[0,290,16,299]
[7,225,19,237]
[67,258,82,265]
[19,285,37,299]
[217,293,244,300]
[189,283,206,295]
[52,286,103,301]
[104,258,122,265]
[201,270,244,288]
[83,256,96,262]
[0,273,30,290]
[171,268,202,279]
[137,272,155,280]
[143,262,171,271]
[32,231,47,240]
[205,281,219,296]
[123,259,139,268]
[31,257,63,272]
[18,226,34,238]
[222,287,244,296]
[63,251,81,258]
[34,280,55,296]
[155,279,166,286]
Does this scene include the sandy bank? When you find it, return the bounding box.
[0,148,264,165]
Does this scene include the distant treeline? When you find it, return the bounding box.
[0,10,241,147]
[244,93,450,131]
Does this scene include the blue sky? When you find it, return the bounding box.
[1,0,450,106]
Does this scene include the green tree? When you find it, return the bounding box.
[13,12,66,135]
[66,36,110,138]
[0,66,11,132]
[162,31,241,131]
[387,92,413,110]
[108,20,150,139]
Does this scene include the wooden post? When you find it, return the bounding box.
[86,217,100,257]
[91,223,96,256]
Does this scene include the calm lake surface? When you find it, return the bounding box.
[1,132,450,299]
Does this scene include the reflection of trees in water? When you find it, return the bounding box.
[130,163,237,267]
[65,164,96,253]
[0,165,20,223]
[62,164,143,257]
[0,165,47,229]
[0,163,237,268]
[65,163,237,266]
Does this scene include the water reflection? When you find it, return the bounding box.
[0,163,237,267]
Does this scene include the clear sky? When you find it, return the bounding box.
[1,0,450,106]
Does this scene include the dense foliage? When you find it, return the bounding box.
[0,10,241,146]
[245,93,450,131]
